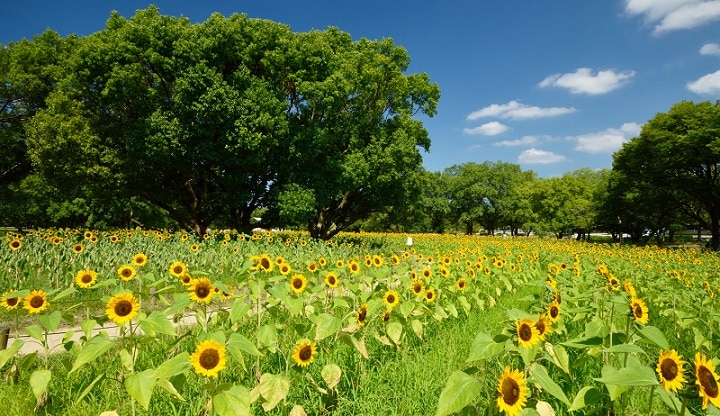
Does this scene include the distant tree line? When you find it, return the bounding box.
[2,8,720,249]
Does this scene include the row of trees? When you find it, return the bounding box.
[3,8,720,248]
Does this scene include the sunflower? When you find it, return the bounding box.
[169,261,187,277]
[72,243,84,254]
[285,274,306,295]
[257,254,273,273]
[190,339,227,378]
[516,318,540,349]
[8,239,21,251]
[534,314,551,339]
[24,290,49,314]
[422,268,432,279]
[75,269,98,288]
[383,290,400,309]
[180,272,192,285]
[623,279,637,298]
[547,301,561,323]
[456,278,468,291]
[1,290,22,310]
[278,262,292,276]
[189,277,215,303]
[324,272,339,288]
[411,279,425,296]
[83,230,94,240]
[694,352,720,409]
[117,265,137,282]
[496,367,529,416]
[132,253,148,267]
[307,262,318,273]
[105,292,139,325]
[356,304,368,327]
[656,350,686,393]
[190,243,200,253]
[382,310,391,324]
[292,339,317,368]
[631,297,649,325]
[424,288,437,303]
[348,261,360,274]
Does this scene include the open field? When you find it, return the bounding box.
[1,229,719,415]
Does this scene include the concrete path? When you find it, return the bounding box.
[4,310,225,356]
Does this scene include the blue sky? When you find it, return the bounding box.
[3,1,720,177]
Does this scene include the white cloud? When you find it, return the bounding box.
[539,68,636,95]
[467,100,576,121]
[687,70,720,94]
[517,148,567,164]
[625,0,720,34]
[463,121,509,136]
[494,136,539,147]
[572,123,642,154]
[700,43,720,55]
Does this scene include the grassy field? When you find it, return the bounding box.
[1,229,719,415]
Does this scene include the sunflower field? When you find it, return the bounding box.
[1,229,719,415]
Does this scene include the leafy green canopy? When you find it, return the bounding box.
[22,6,439,237]
[611,100,720,249]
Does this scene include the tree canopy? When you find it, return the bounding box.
[13,7,439,237]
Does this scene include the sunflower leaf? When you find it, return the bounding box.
[638,326,669,350]
[230,298,251,324]
[137,311,176,337]
[227,333,262,357]
[387,321,404,345]
[568,386,603,411]
[124,369,157,410]
[29,369,52,400]
[69,333,114,374]
[257,373,291,412]
[154,352,191,379]
[214,384,251,416]
[530,363,570,406]
[466,331,504,363]
[156,377,185,402]
[315,313,342,341]
[321,364,342,390]
[594,363,659,387]
[74,373,105,405]
[37,311,62,332]
[51,287,76,302]
[435,370,482,416]
[0,335,21,364]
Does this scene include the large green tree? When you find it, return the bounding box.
[612,100,720,249]
[1,30,72,228]
[24,7,438,237]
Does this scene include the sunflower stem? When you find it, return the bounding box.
[623,313,632,367]
[678,396,687,416]
[646,384,655,416]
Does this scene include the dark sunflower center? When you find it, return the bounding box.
[383,312,390,322]
[260,258,271,270]
[660,358,678,380]
[426,292,434,300]
[173,266,183,274]
[115,300,132,317]
[293,279,303,289]
[634,305,643,318]
[328,276,336,285]
[501,378,520,405]
[535,320,546,335]
[11,241,20,248]
[81,274,93,283]
[519,324,532,341]
[195,284,211,298]
[6,297,18,306]
[182,276,191,284]
[413,283,422,294]
[30,296,44,308]
[459,280,466,288]
[358,308,367,322]
[122,269,132,278]
[199,349,220,370]
[387,294,396,304]
[550,306,559,318]
[698,366,719,398]
[298,345,312,361]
